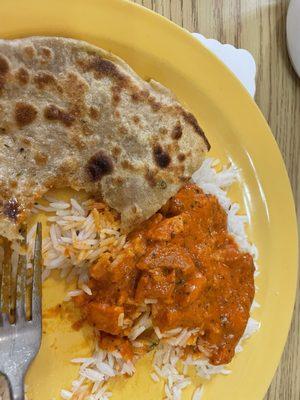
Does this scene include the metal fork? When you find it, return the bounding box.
[0,223,42,400]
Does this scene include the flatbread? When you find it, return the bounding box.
[0,37,209,240]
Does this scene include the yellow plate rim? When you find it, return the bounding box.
[0,0,298,399]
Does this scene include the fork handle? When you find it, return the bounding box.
[4,373,25,400]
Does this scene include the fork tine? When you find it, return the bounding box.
[0,254,4,326]
[0,309,10,327]
[0,243,3,319]
[31,223,42,323]
[16,254,27,322]
[15,227,27,322]
[0,239,12,325]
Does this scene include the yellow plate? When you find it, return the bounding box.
[0,0,298,399]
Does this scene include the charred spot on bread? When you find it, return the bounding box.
[0,55,9,75]
[34,152,48,165]
[0,55,9,90]
[112,93,121,105]
[177,153,186,162]
[119,126,128,135]
[149,96,162,112]
[16,67,30,85]
[131,89,149,102]
[90,57,116,75]
[34,72,57,89]
[39,47,52,60]
[3,198,20,220]
[153,144,171,169]
[132,115,140,124]
[172,122,183,140]
[87,151,114,181]
[88,57,127,85]
[159,127,168,135]
[23,46,36,60]
[9,179,17,189]
[121,160,135,171]
[112,146,121,158]
[44,104,75,127]
[15,102,38,127]
[145,170,156,187]
[89,106,100,120]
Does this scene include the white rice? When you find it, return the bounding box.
[60,389,72,400]
[117,312,124,327]
[128,311,152,341]
[151,372,160,382]
[144,298,158,304]
[192,386,204,400]
[29,198,126,303]
[153,344,191,400]
[64,345,135,400]
[163,328,199,347]
[22,158,260,400]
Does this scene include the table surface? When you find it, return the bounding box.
[132,1,300,399]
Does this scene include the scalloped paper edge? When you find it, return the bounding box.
[193,33,256,98]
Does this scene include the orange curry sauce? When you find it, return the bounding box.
[75,184,255,365]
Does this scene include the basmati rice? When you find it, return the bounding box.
[192,386,204,400]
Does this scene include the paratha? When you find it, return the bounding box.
[0,37,209,240]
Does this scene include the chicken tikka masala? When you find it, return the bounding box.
[75,183,255,366]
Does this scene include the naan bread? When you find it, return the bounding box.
[0,37,209,240]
